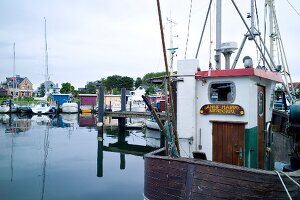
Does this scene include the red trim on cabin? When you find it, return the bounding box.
[195,68,283,83]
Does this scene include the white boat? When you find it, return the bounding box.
[0,100,18,113]
[31,102,55,114]
[145,117,160,130]
[127,87,146,112]
[60,101,78,113]
[111,86,147,112]
[125,121,145,129]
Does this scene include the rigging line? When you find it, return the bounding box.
[254,0,263,58]
[195,0,213,59]
[286,0,300,17]
[184,0,193,59]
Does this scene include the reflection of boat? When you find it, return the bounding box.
[144,128,160,148]
[31,115,51,125]
[31,102,55,114]
[0,114,10,124]
[61,101,78,113]
[61,113,78,124]
[145,117,159,131]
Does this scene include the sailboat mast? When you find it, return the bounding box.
[44,17,50,86]
[215,0,222,70]
[13,43,16,97]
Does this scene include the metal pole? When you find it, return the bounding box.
[156,0,180,155]
[215,0,222,70]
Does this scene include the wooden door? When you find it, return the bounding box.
[257,85,266,169]
[212,122,245,166]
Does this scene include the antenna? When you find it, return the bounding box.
[167,17,178,75]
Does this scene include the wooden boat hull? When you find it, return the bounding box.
[144,148,300,200]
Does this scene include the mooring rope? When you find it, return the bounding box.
[274,170,292,200]
[280,171,300,188]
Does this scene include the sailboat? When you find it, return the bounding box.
[0,43,19,113]
[144,1,300,199]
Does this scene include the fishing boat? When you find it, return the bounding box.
[144,0,300,199]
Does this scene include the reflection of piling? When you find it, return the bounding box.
[120,153,125,170]
[118,88,126,132]
[118,130,126,170]
[97,128,103,177]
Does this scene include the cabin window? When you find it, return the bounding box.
[209,82,235,103]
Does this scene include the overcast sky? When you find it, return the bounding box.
[0,0,299,89]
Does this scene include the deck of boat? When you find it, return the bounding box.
[144,148,300,200]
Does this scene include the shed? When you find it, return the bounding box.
[52,94,71,107]
[79,94,97,113]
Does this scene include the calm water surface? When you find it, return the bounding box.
[0,114,159,200]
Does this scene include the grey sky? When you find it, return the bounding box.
[0,0,299,89]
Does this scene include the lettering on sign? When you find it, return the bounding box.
[200,104,244,116]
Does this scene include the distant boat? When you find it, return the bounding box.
[31,102,55,114]
[60,101,78,113]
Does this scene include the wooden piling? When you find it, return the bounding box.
[97,86,105,123]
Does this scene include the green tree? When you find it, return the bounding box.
[85,82,97,94]
[142,72,166,85]
[60,82,75,94]
[106,75,122,93]
[135,77,143,88]
[145,85,156,95]
[120,76,134,90]
[38,83,45,97]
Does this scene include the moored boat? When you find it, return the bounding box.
[60,101,78,113]
[0,100,18,113]
[31,101,55,114]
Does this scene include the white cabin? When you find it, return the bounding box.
[177,59,283,169]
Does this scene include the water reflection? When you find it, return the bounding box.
[0,113,160,199]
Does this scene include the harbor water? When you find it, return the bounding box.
[0,114,160,200]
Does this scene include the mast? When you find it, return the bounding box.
[44,17,50,92]
[265,0,296,102]
[215,0,222,69]
[12,43,16,97]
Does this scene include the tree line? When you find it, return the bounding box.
[37,72,166,97]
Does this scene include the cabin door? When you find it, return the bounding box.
[257,85,266,169]
[212,122,245,166]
